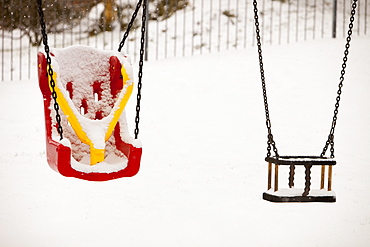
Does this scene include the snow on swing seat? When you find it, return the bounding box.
[38,45,142,181]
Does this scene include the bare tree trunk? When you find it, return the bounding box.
[103,0,117,30]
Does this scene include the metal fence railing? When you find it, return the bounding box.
[1,0,369,81]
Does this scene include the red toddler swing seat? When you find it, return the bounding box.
[38,45,142,181]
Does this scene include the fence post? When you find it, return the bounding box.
[144,0,149,61]
[332,0,338,38]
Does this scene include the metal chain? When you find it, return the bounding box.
[37,0,63,140]
[252,0,279,158]
[117,0,144,52]
[134,0,147,139]
[321,0,357,158]
[117,0,147,139]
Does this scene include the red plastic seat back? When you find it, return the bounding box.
[38,46,142,181]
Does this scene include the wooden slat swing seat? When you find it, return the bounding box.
[252,0,358,202]
[264,156,336,203]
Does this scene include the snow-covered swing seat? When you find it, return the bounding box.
[38,45,142,181]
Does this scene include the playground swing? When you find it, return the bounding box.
[253,0,358,202]
[37,0,147,181]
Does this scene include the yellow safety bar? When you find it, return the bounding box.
[48,65,133,165]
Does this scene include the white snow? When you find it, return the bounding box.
[59,137,71,148]
[71,153,128,173]
[0,35,370,247]
[276,157,335,162]
[266,188,336,197]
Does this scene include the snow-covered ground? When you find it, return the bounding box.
[1,34,370,246]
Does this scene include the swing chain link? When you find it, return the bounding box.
[117,0,144,52]
[321,0,357,158]
[37,0,63,140]
[117,0,147,139]
[253,0,279,158]
[134,0,147,139]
